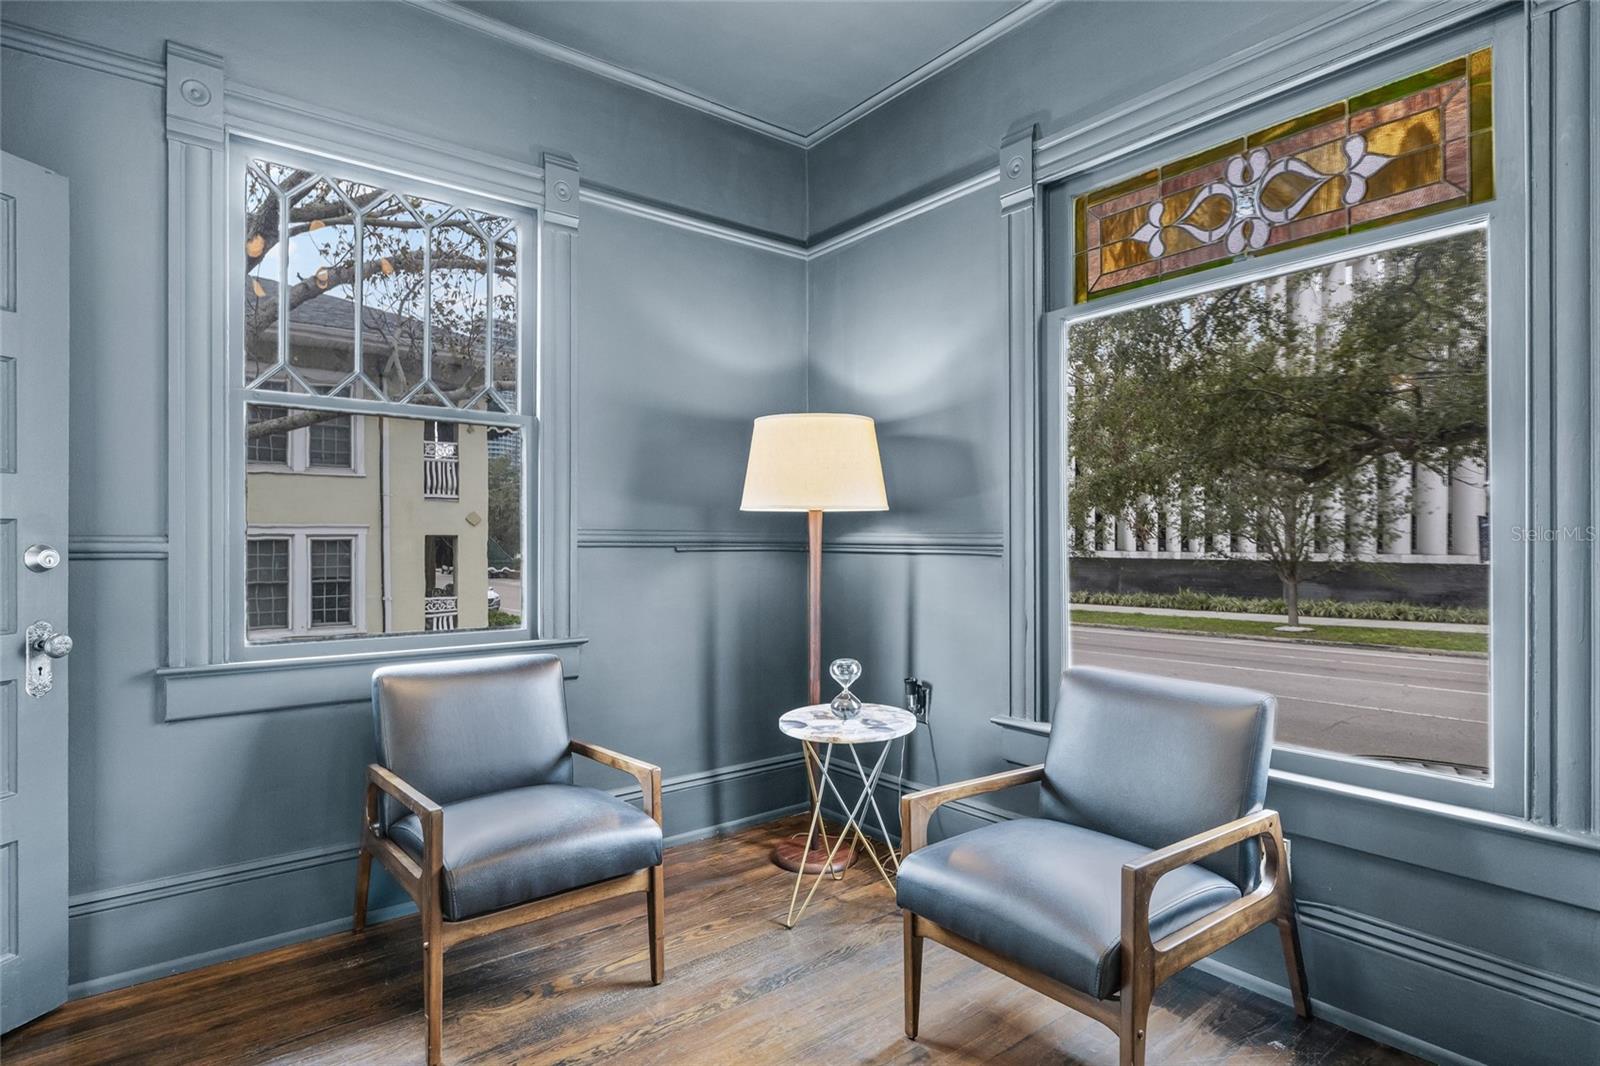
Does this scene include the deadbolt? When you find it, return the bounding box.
[24,544,61,572]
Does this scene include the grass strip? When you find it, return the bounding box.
[1071,610,1487,655]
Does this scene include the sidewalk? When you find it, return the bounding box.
[1071,602,1488,633]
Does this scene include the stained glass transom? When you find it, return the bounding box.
[243,159,521,410]
[1074,50,1493,302]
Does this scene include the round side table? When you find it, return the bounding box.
[778,702,917,929]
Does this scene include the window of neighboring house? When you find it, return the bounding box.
[309,537,355,627]
[246,528,365,639]
[246,537,291,631]
[422,420,460,499]
[246,379,360,474]
[238,151,528,646]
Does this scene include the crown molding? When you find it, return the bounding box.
[401,0,1054,149]
[400,0,810,145]
[805,0,1054,146]
[0,18,163,85]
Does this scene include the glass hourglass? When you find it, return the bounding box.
[828,658,863,720]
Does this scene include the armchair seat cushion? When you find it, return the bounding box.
[390,784,663,921]
[896,818,1239,999]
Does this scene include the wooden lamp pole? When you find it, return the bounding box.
[772,508,854,874]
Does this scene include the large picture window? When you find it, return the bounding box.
[237,152,530,646]
[1062,227,1490,777]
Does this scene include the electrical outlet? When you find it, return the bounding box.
[904,678,932,721]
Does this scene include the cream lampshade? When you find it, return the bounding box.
[740,413,888,513]
[740,412,887,877]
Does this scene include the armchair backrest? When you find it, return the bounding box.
[371,653,573,826]
[1039,666,1274,891]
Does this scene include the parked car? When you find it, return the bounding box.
[487,587,502,612]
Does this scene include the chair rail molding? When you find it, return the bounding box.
[576,528,1004,556]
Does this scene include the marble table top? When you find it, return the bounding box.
[779,703,918,745]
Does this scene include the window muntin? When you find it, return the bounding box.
[1063,227,1490,777]
[238,151,531,649]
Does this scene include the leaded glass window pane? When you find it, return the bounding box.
[428,211,489,406]
[309,538,354,627]
[1074,50,1493,302]
[246,538,290,629]
[283,177,359,392]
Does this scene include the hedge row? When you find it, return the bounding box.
[1069,588,1488,625]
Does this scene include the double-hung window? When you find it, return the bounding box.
[1040,29,1525,812]
[233,147,533,649]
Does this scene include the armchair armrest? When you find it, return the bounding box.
[1121,809,1290,983]
[571,739,663,826]
[364,764,444,881]
[899,764,1044,856]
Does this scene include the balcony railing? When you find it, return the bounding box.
[423,440,459,499]
[424,596,458,631]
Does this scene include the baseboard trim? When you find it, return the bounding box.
[1298,901,1600,1024]
[1192,956,1487,1066]
[65,753,808,997]
[67,901,416,1000]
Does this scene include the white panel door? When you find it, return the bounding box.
[0,151,71,1032]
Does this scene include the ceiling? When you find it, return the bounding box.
[447,1,1039,144]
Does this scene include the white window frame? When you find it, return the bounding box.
[226,140,536,659]
[246,525,368,639]
[159,44,582,704]
[1032,19,1528,816]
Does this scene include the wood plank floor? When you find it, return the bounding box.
[3,816,1422,1065]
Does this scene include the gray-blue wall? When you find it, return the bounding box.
[803,3,1600,1065]
[2,0,812,995]
[5,3,1597,1063]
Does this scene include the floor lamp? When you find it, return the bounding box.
[741,413,888,874]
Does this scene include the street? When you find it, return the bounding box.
[1071,626,1489,773]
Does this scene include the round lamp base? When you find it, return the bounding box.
[771,836,857,876]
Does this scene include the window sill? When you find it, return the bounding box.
[157,636,586,722]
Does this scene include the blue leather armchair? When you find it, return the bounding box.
[352,653,665,1066]
[896,667,1308,1065]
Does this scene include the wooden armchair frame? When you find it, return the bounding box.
[353,740,665,1066]
[898,765,1309,1066]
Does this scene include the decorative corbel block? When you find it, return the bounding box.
[164,42,225,147]
[542,152,580,228]
[999,126,1036,215]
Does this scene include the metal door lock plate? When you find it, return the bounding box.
[24,620,72,698]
